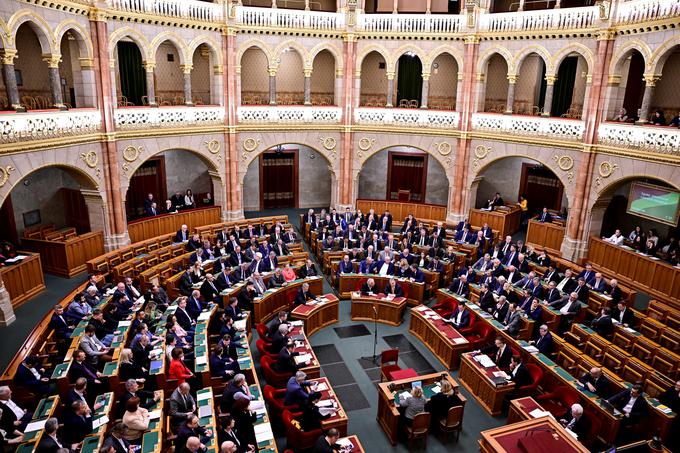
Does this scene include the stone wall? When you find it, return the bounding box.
[160,150,212,198]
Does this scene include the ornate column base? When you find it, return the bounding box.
[335,203,354,212]
[0,279,16,327]
[104,232,131,251]
[225,209,245,221]
[446,212,466,225]
[560,237,589,263]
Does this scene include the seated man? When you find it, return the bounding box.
[591,307,614,338]
[447,275,469,298]
[578,367,610,398]
[0,386,32,432]
[529,324,553,355]
[360,278,378,296]
[295,282,316,306]
[508,355,532,389]
[284,371,316,408]
[559,403,590,440]
[50,305,75,339]
[448,300,470,329]
[607,384,647,442]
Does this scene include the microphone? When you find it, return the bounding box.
[372,305,378,315]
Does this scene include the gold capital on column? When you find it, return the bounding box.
[335,69,344,77]
[386,71,395,80]
[42,54,62,69]
[0,49,17,65]
[268,67,278,77]
[214,65,225,75]
[507,74,518,84]
[143,61,156,73]
[88,8,109,21]
[643,74,660,87]
[79,58,95,69]
[545,75,557,85]
[303,68,313,78]
[180,64,193,74]
[422,72,431,81]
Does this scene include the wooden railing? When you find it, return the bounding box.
[355,199,447,223]
[525,218,565,255]
[0,253,46,309]
[127,206,221,243]
[469,206,522,239]
[22,231,105,278]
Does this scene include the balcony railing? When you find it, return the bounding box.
[357,13,462,34]
[616,0,680,25]
[237,106,342,124]
[0,109,102,144]
[471,113,584,141]
[355,108,459,129]
[114,106,225,130]
[480,6,598,32]
[235,6,343,30]
[598,122,680,156]
[106,0,224,22]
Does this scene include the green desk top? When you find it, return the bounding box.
[81,434,102,453]
[16,441,36,453]
[51,361,70,379]
[34,396,57,419]
[141,431,160,453]
[102,360,118,376]
[536,353,557,368]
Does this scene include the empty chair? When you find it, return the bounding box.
[405,411,431,449]
[380,348,401,382]
[438,405,463,442]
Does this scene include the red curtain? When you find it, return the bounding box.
[388,155,426,201]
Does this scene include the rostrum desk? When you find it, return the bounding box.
[409,305,470,369]
[350,292,407,326]
[459,351,516,416]
[290,294,340,336]
[479,416,590,453]
[338,273,424,306]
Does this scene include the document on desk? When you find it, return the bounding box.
[198,311,211,322]
[24,420,47,433]
[399,391,412,401]
[195,355,207,365]
[250,400,266,415]
[294,353,312,364]
[314,382,329,392]
[233,319,247,330]
[149,410,162,420]
[474,355,496,368]
[198,404,212,418]
[197,392,212,401]
[522,345,539,354]
[254,423,274,443]
[529,409,554,419]
[92,415,109,429]
[290,320,304,326]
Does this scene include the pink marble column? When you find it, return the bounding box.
[225,30,242,219]
[340,35,357,206]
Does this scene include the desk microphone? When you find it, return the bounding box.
[522,426,556,438]
[373,305,378,315]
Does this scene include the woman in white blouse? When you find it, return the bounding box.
[184,189,195,208]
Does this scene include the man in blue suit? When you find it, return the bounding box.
[374,256,395,276]
[538,207,552,223]
[529,324,553,355]
[336,255,355,276]
[49,305,75,339]
[186,290,204,320]
[358,256,377,274]
[284,371,315,408]
[449,300,470,329]
[409,263,425,283]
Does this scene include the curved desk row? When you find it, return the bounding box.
[338,274,424,306]
[290,294,340,337]
[350,292,406,327]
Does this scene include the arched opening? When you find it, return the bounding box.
[472,157,567,218]
[310,49,336,106]
[551,54,588,119]
[116,40,146,106]
[514,53,546,115]
[482,53,509,113]
[154,40,183,105]
[359,51,387,107]
[650,46,680,124]
[590,178,679,248]
[190,44,215,105]
[276,48,304,105]
[607,49,645,121]
[242,144,333,212]
[14,23,51,110]
[240,46,269,105]
[0,166,101,244]
[58,29,96,108]
[428,53,458,111]
[125,150,217,220]
[395,53,422,108]
[358,146,448,205]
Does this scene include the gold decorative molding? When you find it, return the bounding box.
[319,136,336,151]
[474,144,492,159]
[552,154,575,183]
[80,151,101,179]
[357,137,375,160]
[42,54,62,69]
[243,137,260,153]
[205,140,221,154]
[598,160,618,178]
[0,50,17,66]
[435,142,452,156]
[0,165,14,188]
[122,146,142,162]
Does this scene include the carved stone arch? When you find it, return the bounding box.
[355,44,390,74]
[0,17,9,49]
[608,40,652,75]
[54,20,94,61]
[187,36,223,67]
[550,43,595,77]
[650,34,680,75]
[390,44,426,73]
[273,40,310,69]
[7,10,55,54]
[476,46,513,74]
[425,46,464,74]
[309,43,343,72]
[108,27,151,62]
[149,32,189,66]
[512,44,552,76]
[236,39,272,68]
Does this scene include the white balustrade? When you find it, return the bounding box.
[471,113,584,141]
[237,106,342,124]
[616,0,680,25]
[598,122,680,155]
[354,108,459,129]
[107,0,223,22]
[357,13,462,33]
[481,6,597,32]
[115,106,225,130]
[0,109,102,144]
[235,6,343,30]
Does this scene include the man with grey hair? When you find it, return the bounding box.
[102,421,129,453]
[271,323,290,353]
[220,373,255,414]
[0,386,32,431]
[63,400,92,445]
[284,371,317,407]
[169,382,196,429]
[118,379,160,418]
[37,417,64,451]
[559,403,590,440]
[220,441,238,453]
[184,436,202,453]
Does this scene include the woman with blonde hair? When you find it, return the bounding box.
[425,380,463,424]
[399,385,426,426]
[119,348,146,383]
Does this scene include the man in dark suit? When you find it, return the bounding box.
[509,356,532,389]
[448,300,470,329]
[117,379,159,418]
[295,283,316,306]
[267,311,288,338]
[559,404,590,440]
[63,400,93,445]
[15,356,51,396]
[178,268,194,297]
[175,224,190,243]
[578,367,610,398]
[102,422,130,453]
[478,283,495,312]
[360,278,378,295]
[69,350,104,391]
[556,269,577,293]
[529,325,554,355]
[538,207,553,223]
[200,274,221,303]
[229,246,248,268]
[274,342,303,374]
[447,275,469,298]
[215,267,234,292]
[549,292,581,317]
[604,279,623,304]
[482,337,512,369]
[591,307,614,337]
[36,417,64,453]
[185,291,204,320]
[175,298,196,332]
[572,278,590,303]
[169,383,197,429]
[270,324,291,357]
[611,301,634,327]
[312,428,341,453]
[543,266,560,283]
[49,305,75,339]
[607,384,647,440]
[542,281,561,304]
[299,259,317,278]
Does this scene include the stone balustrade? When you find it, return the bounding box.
[354,108,459,129]
[480,6,598,32]
[616,0,680,25]
[106,0,224,22]
[598,122,680,156]
[0,109,102,144]
[114,106,225,130]
[235,6,343,30]
[237,106,342,124]
[471,113,585,141]
[357,13,462,34]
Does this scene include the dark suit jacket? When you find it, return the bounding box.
[175,308,194,331]
[200,280,220,301]
[312,436,337,453]
[573,284,589,302]
[534,333,553,355]
[611,306,634,326]
[608,389,647,423]
[511,363,533,389]
[102,435,130,453]
[550,297,580,315]
[274,347,300,374]
[560,410,591,440]
[36,434,64,453]
[299,264,317,278]
[447,278,470,298]
[63,413,93,444]
[483,344,512,369]
[178,272,193,297]
[384,282,404,297]
[591,315,614,337]
[295,288,315,306]
[449,308,470,329]
[579,373,610,398]
[360,282,378,295]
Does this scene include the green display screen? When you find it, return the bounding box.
[627,182,680,226]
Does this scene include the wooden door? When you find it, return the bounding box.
[260,150,298,209]
[60,188,90,233]
[126,157,166,219]
[519,163,564,213]
[387,152,428,202]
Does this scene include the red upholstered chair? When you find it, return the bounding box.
[535,385,581,417]
[459,313,477,336]
[380,349,402,382]
[517,363,543,396]
[256,339,277,358]
[432,299,458,318]
[286,290,297,310]
[464,322,494,350]
[263,385,299,419]
[283,410,321,450]
[260,355,291,388]
[257,323,271,343]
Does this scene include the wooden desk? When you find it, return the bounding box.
[22,231,104,278]
[0,252,45,308]
[469,207,522,239]
[310,377,349,436]
[336,435,365,453]
[526,219,565,256]
[290,294,340,336]
[356,199,446,222]
[291,325,320,378]
[128,206,221,243]
[255,276,323,324]
[507,396,546,425]
[588,236,680,309]
[338,274,424,306]
[196,388,220,453]
[458,352,515,416]
[409,306,470,369]
[350,292,407,326]
[479,416,590,453]
[376,371,464,445]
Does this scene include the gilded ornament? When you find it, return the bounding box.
[123,146,142,162]
[205,140,221,154]
[553,155,574,171]
[474,145,492,159]
[435,142,452,156]
[358,137,375,151]
[598,161,618,178]
[0,165,14,188]
[80,151,98,168]
[243,138,260,152]
[319,137,337,151]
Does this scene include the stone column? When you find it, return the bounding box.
[181,64,194,106]
[518,0,525,10]
[0,275,16,327]
[554,0,561,7]
[271,0,277,7]
[305,0,310,10]
[455,73,463,111]
[334,69,343,106]
[636,74,659,124]
[393,0,398,13]
[109,59,118,104]
[1,49,24,111]
[303,68,312,105]
[386,71,395,107]
[44,54,67,110]
[143,61,157,106]
[505,74,517,114]
[353,71,362,108]
[541,75,556,117]
[426,0,432,13]
[268,68,277,105]
[81,188,107,234]
[420,72,430,109]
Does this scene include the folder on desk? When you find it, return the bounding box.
[150,360,163,372]
[198,405,212,418]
